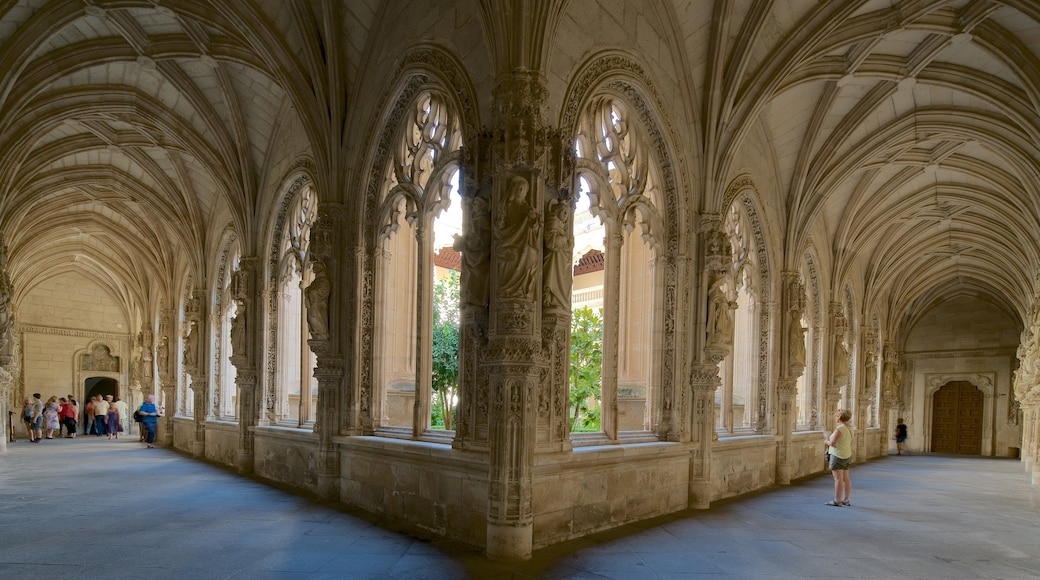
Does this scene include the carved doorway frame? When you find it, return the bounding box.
[924,373,994,456]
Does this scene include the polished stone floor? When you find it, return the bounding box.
[1,432,1038,579]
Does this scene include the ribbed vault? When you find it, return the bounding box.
[719,0,1040,338]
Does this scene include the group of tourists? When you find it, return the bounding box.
[81,393,129,439]
[20,392,161,448]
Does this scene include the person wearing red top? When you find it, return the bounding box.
[59,397,78,438]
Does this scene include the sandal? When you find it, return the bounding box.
[841,500,851,507]
[824,500,842,507]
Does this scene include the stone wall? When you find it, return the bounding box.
[203,422,241,468]
[713,436,777,499]
[19,272,129,400]
[254,427,320,490]
[532,443,689,548]
[339,437,490,547]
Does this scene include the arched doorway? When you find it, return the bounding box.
[931,381,983,454]
[84,376,118,401]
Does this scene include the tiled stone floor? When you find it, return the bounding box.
[1,434,1038,579]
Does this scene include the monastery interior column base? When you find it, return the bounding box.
[688,479,711,509]
[316,472,340,501]
[192,440,205,457]
[238,452,254,475]
[486,522,532,561]
[776,460,792,485]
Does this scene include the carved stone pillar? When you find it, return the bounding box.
[686,214,732,507]
[157,309,175,446]
[230,257,259,474]
[305,202,344,497]
[777,273,805,485]
[0,239,13,452]
[0,358,12,453]
[875,342,898,459]
[823,304,848,432]
[688,364,718,509]
[775,377,797,484]
[482,69,559,562]
[1022,396,1040,484]
[192,374,207,456]
[311,349,343,499]
[601,230,623,441]
[184,290,206,456]
[451,156,492,451]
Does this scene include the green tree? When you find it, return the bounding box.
[569,305,603,432]
[431,270,460,429]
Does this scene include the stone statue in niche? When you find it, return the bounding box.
[131,348,143,386]
[453,195,491,308]
[542,198,572,310]
[706,280,736,346]
[788,315,806,368]
[494,175,540,300]
[832,333,849,378]
[231,300,246,359]
[183,320,198,368]
[157,336,169,375]
[305,258,331,340]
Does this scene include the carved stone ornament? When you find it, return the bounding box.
[494,175,541,302]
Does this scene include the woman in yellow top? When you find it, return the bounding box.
[824,409,854,507]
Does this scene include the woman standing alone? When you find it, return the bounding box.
[824,409,855,507]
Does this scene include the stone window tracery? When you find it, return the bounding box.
[374,90,463,436]
[216,247,239,419]
[717,203,760,433]
[573,96,664,438]
[273,186,318,426]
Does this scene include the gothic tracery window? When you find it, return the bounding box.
[717,203,760,433]
[217,249,239,419]
[374,90,463,437]
[274,186,318,426]
[573,96,665,440]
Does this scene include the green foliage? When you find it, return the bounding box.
[431,270,460,429]
[569,305,603,432]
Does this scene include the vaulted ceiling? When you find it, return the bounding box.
[1,0,1038,342]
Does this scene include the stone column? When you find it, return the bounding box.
[0,360,11,452]
[600,230,623,441]
[0,239,12,452]
[157,309,175,446]
[777,273,805,485]
[825,304,848,428]
[688,364,718,509]
[537,179,574,451]
[451,164,492,451]
[688,215,732,506]
[230,257,259,474]
[482,69,560,562]
[307,201,344,499]
[312,350,343,499]
[1023,398,1040,485]
[876,342,898,459]
[183,290,206,456]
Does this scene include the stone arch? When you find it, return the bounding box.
[262,161,318,424]
[74,340,126,404]
[561,51,686,440]
[722,176,774,432]
[209,227,240,418]
[357,45,479,434]
[802,245,823,429]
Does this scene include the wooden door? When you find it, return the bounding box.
[931,381,983,454]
